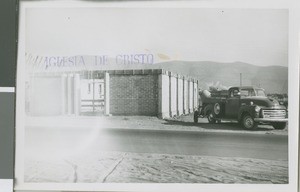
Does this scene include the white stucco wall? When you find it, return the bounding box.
[170,75,177,117]
[193,81,198,109]
[184,79,189,114]
[29,75,62,116]
[158,73,170,118]
[189,80,194,112]
[177,77,184,115]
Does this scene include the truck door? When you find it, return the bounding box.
[225,88,240,118]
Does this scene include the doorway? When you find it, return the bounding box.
[80,72,105,116]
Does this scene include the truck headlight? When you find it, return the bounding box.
[255,106,261,113]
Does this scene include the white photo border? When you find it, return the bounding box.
[15,0,299,192]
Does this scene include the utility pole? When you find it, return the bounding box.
[240,73,242,87]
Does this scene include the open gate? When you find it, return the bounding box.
[80,71,105,116]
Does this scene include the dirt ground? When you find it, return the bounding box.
[25,151,288,184]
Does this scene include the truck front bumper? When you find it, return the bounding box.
[254,118,288,122]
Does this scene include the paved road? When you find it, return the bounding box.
[26,127,288,161]
[94,129,288,160]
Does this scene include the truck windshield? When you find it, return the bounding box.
[240,88,266,97]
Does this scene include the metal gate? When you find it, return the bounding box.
[80,72,105,116]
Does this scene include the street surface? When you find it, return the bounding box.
[95,128,288,160]
[24,117,289,183]
[26,127,288,161]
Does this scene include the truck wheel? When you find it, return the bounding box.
[272,122,287,130]
[214,103,221,116]
[242,114,258,129]
[194,111,199,123]
[207,111,216,124]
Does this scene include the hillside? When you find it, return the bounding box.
[154,61,288,94]
[32,54,288,94]
[92,60,288,94]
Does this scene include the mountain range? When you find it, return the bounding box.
[96,60,288,94]
[155,61,288,94]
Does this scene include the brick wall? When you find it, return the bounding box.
[110,74,158,115]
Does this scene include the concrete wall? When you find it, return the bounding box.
[29,75,62,116]
[107,69,197,118]
[183,78,189,114]
[193,81,198,109]
[169,73,177,117]
[189,80,194,113]
[177,77,184,115]
[157,70,198,118]
[28,69,198,118]
[158,72,169,118]
[67,74,74,115]
[109,73,158,115]
[29,73,81,116]
[74,74,81,115]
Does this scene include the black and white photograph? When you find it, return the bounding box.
[14,1,299,192]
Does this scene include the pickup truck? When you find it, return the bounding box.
[193,86,288,129]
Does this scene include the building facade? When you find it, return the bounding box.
[26,69,198,118]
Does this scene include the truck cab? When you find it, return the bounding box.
[194,86,288,129]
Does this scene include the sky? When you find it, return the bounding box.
[26,8,288,67]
